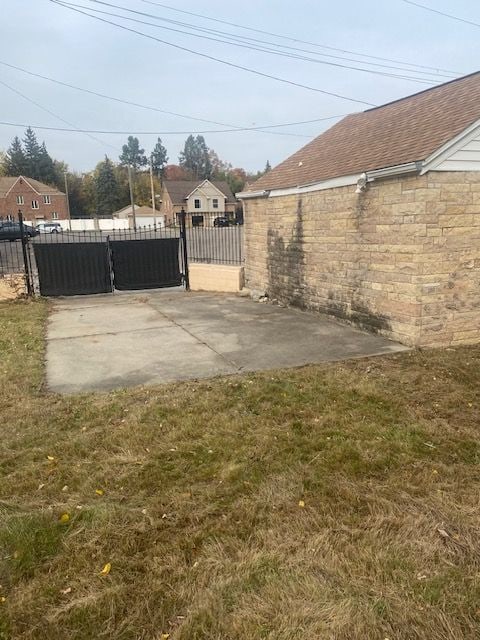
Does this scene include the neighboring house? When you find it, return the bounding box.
[160,179,236,226]
[0,176,68,223]
[238,71,480,348]
[112,204,165,228]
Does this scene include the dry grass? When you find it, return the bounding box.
[1,299,480,639]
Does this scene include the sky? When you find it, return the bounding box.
[0,0,478,174]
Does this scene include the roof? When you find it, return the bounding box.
[0,176,64,197]
[113,205,158,217]
[251,72,480,192]
[163,179,236,203]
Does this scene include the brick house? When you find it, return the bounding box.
[0,176,68,223]
[160,179,236,226]
[238,72,480,348]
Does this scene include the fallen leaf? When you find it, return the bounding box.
[59,513,70,524]
[38,483,45,490]
[60,587,72,595]
[99,563,111,576]
[161,635,170,640]
[298,500,305,508]
[62,485,69,492]
[95,489,104,496]
[47,455,55,461]
[0,596,5,603]
[437,528,450,539]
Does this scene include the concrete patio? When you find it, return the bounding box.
[46,290,408,393]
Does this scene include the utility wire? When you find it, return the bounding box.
[0,61,349,138]
[399,0,480,28]
[0,118,349,135]
[139,0,461,75]
[0,79,118,150]
[83,0,454,80]
[66,0,440,85]
[49,0,378,107]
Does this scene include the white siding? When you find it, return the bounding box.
[186,181,226,213]
[434,132,480,172]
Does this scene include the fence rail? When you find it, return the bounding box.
[0,209,244,297]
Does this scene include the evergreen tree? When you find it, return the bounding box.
[4,136,26,176]
[95,156,120,216]
[23,127,42,180]
[38,142,56,184]
[265,160,272,172]
[179,135,212,180]
[119,136,148,171]
[151,137,168,178]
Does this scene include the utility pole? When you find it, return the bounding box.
[127,164,137,231]
[150,156,157,229]
[64,171,72,231]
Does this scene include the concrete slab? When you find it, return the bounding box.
[46,291,408,393]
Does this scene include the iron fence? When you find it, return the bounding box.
[183,211,244,265]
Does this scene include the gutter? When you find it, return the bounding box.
[236,189,269,199]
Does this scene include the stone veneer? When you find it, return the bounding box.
[243,171,480,347]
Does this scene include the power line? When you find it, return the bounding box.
[399,0,480,28]
[81,0,453,82]
[49,0,378,107]
[0,60,349,138]
[0,117,347,135]
[0,79,118,150]
[67,0,441,85]
[139,0,461,75]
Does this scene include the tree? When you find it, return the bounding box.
[163,164,191,180]
[179,135,212,180]
[265,160,272,172]
[119,136,148,171]
[38,142,56,185]
[0,152,5,177]
[23,127,43,180]
[95,156,120,216]
[4,136,26,176]
[151,137,168,178]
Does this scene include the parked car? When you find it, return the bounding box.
[0,221,39,241]
[36,222,63,234]
[213,216,230,228]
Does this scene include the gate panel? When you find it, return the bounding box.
[33,242,113,296]
[111,237,182,290]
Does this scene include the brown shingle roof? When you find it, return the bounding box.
[251,72,480,191]
[163,179,236,203]
[0,176,63,197]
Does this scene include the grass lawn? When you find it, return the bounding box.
[1,300,480,639]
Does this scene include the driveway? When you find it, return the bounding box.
[46,290,408,393]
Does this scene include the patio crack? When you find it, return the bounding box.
[145,301,243,373]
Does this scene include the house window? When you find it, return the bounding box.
[52,212,59,220]
[16,195,24,205]
[194,198,201,209]
[6,214,13,221]
[212,198,219,209]
[32,200,39,210]
[43,195,51,204]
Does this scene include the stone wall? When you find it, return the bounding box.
[243,171,480,347]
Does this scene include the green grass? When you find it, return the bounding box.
[1,299,480,639]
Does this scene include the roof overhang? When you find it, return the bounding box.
[237,162,422,200]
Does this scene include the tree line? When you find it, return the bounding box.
[0,129,271,217]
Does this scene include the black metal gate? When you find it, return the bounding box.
[32,224,187,297]
[34,242,112,296]
[110,237,182,290]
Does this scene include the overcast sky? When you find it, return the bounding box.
[1,0,478,174]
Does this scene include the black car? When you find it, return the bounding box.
[0,221,39,241]
[213,216,230,228]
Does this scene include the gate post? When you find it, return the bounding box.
[18,209,33,297]
[179,207,190,290]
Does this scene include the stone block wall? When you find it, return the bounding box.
[243,171,480,347]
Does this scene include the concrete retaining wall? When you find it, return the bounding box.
[189,263,245,293]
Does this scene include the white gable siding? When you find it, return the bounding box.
[433,133,480,171]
